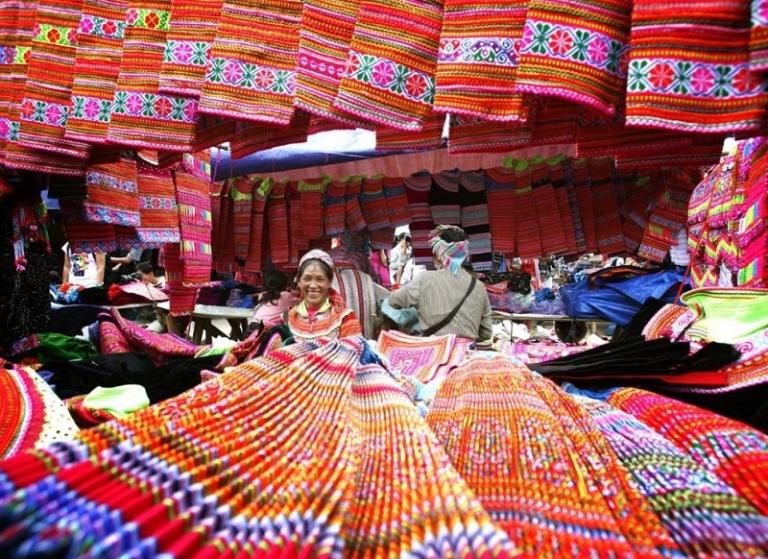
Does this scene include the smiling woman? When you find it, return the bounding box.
[285,249,363,342]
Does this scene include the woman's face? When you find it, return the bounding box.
[298,262,331,307]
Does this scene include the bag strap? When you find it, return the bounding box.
[422,275,476,336]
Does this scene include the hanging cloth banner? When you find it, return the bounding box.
[136,161,180,245]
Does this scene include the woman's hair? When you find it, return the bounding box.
[297,258,334,282]
[136,262,153,275]
[259,269,289,305]
[438,227,467,243]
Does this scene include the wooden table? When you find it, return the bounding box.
[491,311,614,342]
[156,302,253,344]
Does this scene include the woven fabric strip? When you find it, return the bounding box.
[512,162,543,259]
[267,180,289,265]
[298,177,327,240]
[590,158,625,255]
[334,0,442,130]
[215,179,235,271]
[229,111,310,159]
[19,0,91,159]
[447,115,532,154]
[403,171,434,267]
[61,198,118,253]
[66,0,127,144]
[484,166,516,255]
[295,0,369,126]
[198,0,301,125]
[531,160,568,256]
[158,0,222,97]
[136,161,179,245]
[515,0,632,116]
[359,176,390,231]
[174,168,212,285]
[751,0,768,70]
[192,114,234,151]
[375,111,444,151]
[459,170,492,271]
[434,0,527,121]
[107,0,198,151]
[288,182,307,265]
[324,178,347,236]
[230,177,253,262]
[550,158,579,255]
[626,1,768,133]
[383,177,411,227]
[83,157,139,227]
[245,178,272,274]
[344,176,367,232]
[429,170,461,226]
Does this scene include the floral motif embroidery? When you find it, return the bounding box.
[78,15,125,40]
[205,57,296,95]
[87,171,138,193]
[110,91,197,122]
[627,58,767,98]
[33,24,78,47]
[344,50,435,105]
[0,46,16,65]
[139,196,177,211]
[125,8,170,31]
[163,40,211,66]
[71,96,113,123]
[13,46,30,65]
[438,37,518,67]
[520,20,630,78]
[19,99,69,127]
[83,205,140,227]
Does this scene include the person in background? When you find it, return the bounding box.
[369,247,391,287]
[250,269,299,328]
[284,249,362,342]
[137,262,166,289]
[389,233,412,285]
[110,247,144,274]
[388,225,492,344]
[62,242,106,288]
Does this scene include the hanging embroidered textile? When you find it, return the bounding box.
[136,161,179,245]
[299,177,328,241]
[615,135,726,171]
[192,114,235,151]
[608,387,768,516]
[18,0,91,159]
[484,166,517,255]
[447,116,532,154]
[531,158,569,256]
[383,176,411,227]
[435,0,527,121]
[751,0,768,70]
[288,181,307,265]
[107,0,198,151]
[571,158,597,253]
[359,176,390,231]
[590,157,625,255]
[267,180,289,265]
[0,367,78,460]
[245,177,272,275]
[60,198,118,253]
[625,1,768,133]
[295,0,369,126]
[324,178,347,236]
[230,177,253,262]
[403,171,435,267]
[82,157,139,227]
[375,111,444,151]
[174,166,212,285]
[214,178,235,271]
[511,160,543,259]
[198,0,301,125]
[344,176,366,232]
[427,355,682,557]
[552,157,585,253]
[229,111,310,159]
[162,242,199,315]
[515,0,632,117]
[66,0,127,144]
[429,169,461,226]
[576,125,694,159]
[158,0,222,97]
[459,170,492,271]
[333,0,442,130]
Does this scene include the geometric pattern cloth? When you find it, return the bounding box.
[174,167,212,285]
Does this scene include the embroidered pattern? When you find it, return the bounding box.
[520,21,629,78]
[627,59,765,97]
[77,15,126,40]
[0,119,19,141]
[70,96,113,123]
[139,195,177,211]
[87,171,137,193]
[125,8,170,31]
[343,50,435,105]
[32,24,78,47]
[205,57,296,95]
[19,99,68,127]
[163,40,211,66]
[111,91,197,122]
[438,37,518,67]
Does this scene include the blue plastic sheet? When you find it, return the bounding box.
[559,271,685,325]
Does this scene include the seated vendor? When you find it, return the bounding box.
[284,249,362,342]
[251,269,299,328]
[388,225,493,344]
[62,242,106,289]
[137,262,166,289]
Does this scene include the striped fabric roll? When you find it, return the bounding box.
[459,170,493,271]
[344,176,366,232]
[245,178,271,274]
[324,178,347,236]
[107,0,198,151]
[299,177,328,240]
[174,168,212,285]
[626,1,768,133]
[18,0,91,159]
[515,0,632,116]
[403,171,435,267]
[447,115,532,154]
[383,176,411,227]
[429,169,461,226]
[230,177,254,262]
[295,0,369,126]
[136,161,180,245]
[359,176,390,230]
[375,111,444,151]
[334,0,442,130]
[484,166,517,255]
[66,0,127,145]
[198,0,301,125]
[158,0,222,97]
[82,157,139,227]
[267,180,289,265]
[434,0,527,121]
